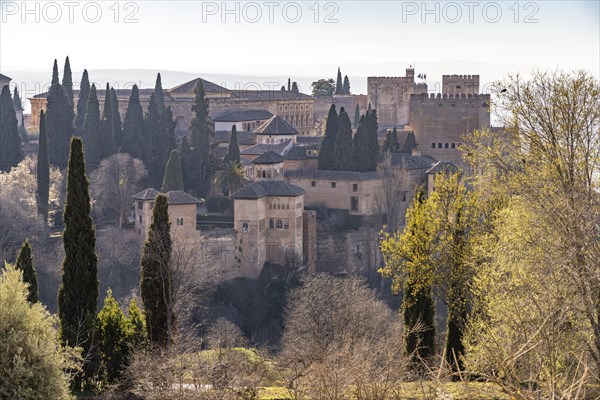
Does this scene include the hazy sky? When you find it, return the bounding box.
[1,0,599,94]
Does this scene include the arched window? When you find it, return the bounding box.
[276,219,283,229]
[445,143,449,148]
[451,143,456,149]
[438,143,442,148]
[431,143,436,148]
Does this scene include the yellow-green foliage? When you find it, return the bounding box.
[0,263,79,400]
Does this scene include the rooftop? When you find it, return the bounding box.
[282,145,309,161]
[213,109,273,122]
[254,115,298,135]
[214,130,256,145]
[252,150,285,164]
[426,160,461,175]
[169,77,230,94]
[0,73,11,81]
[231,180,306,199]
[231,89,313,102]
[284,169,382,182]
[240,140,291,156]
[132,188,202,204]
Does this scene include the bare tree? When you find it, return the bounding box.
[374,153,411,233]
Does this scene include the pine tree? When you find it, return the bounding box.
[0,85,22,172]
[318,104,338,170]
[223,125,241,165]
[96,289,129,385]
[111,88,122,150]
[383,127,398,153]
[58,137,98,359]
[331,109,356,171]
[100,83,115,160]
[343,75,350,94]
[353,103,360,128]
[82,84,103,169]
[161,149,184,192]
[140,194,175,347]
[121,85,144,158]
[46,60,74,168]
[187,80,214,196]
[335,67,343,95]
[15,240,38,304]
[36,110,50,222]
[75,70,90,136]
[62,56,74,105]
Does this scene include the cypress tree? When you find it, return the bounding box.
[291,81,299,92]
[366,109,380,169]
[111,88,123,150]
[58,137,98,359]
[343,75,350,94]
[0,85,22,171]
[335,67,343,95]
[159,105,177,170]
[353,103,360,128]
[402,131,417,153]
[96,289,129,385]
[154,73,164,107]
[19,116,29,144]
[187,80,214,196]
[121,85,144,158]
[318,104,338,170]
[13,86,23,113]
[223,125,241,165]
[354,115,371,172]
[51,59,59,85]
[331,109,356,171]
[287,78,291,91]
[46,60,74,168]
[75,70,90,136]
[179,136,193,192]
[62,56,74,105]
[367,102,372,113]
[36,110,50,222]
[82,84,103,169]
[140,194,175,347]
[161,149,184,192]
[100,83,115,160]
[383,127,398,153]
[15,239,38,304]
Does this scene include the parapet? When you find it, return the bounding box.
[410,92,490,105]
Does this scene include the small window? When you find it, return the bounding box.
[431,143,436,149]
[137,201,143,210]
[176,217,184,226]
[451,143,456,149]
[284,219,289,229]
[331,182,336,188]
[277,204,281,210]
[286,204,290,210]
[269,219,274,229]
[351,196,359,212]
[445,143,449,149]
[402,192,407,202]
[438,143,442,148]
[311,180,316,187]
[352,184,358,192]
[276,219,283,229]
[139,215,142,223]
[242,222,249,232]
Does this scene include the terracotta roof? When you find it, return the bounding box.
[132,188,201,204]
[252,150,285,164]
[213,109,273,122]
[240,140,291,156]
[232,180,306,199]
[254,115,298,135]
[426,160,460,175]
[168,77,230,94]
[284,169,382,182]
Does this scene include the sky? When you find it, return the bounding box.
[1,0,599,109]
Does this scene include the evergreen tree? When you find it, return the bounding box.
[62,56,74,105]
[383,127,398,153]
[291,81,299,92]
[331,108,356,171]
[154,73,164,107]
[0,85,22,171]
[335,67,343,95]
[75,70,90,136]
[161,149,184,192]
[318,104,338,170]
[366,109,380,169]
[81,84,103,169]
[402,131,417,153]
[36,110,50,223]
[179,136,193,192]
[111,88,122,150]
[58,137,98,378]
[287,78,291,91]
[140,194,175,347]
[19,116,29,144]
[121,85,144,158]
[126,298,147,348]
[46,60,74,168]
[100,83,115,160]
[343,75,350,94]
[223,125,241,165]
[96,289,129,385]
[15,240,38,304]
[354,115,371,172]
[187,80,214,196]
[13,86,23,113]
[367,102,372,113]
[353,103,360,128]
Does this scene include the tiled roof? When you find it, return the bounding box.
[0,73,11,81]
[426,160,460,175]
[284,169,382,182]
[169,77,230,94]
[213,109,273,122]
[282,145,309,161]
[132,188,201,204]
[231,180,306,199]
[254,115,298,135]
[214,130,256,145]
[389,153,437,170]
[240,140,291,156]
[231,90,313,102]
[296,136,323,145]
[252,150,285,164]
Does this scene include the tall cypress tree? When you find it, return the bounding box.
[353,103,360,128]
[343,75,350,94]
[402,131,417,153]
[15,239,38,304]
[383,127,398,154]
[154,73,164,107]
[0,85,22,172]
[111,88,123,150]
[187,80,214,196]
[331,109,356,171]
[318,104,338,170]
[140,194,175,347]
[13,86,23,113]
[161,149,184,192]
[75,70,90,136]
[58,137,98,355]
[100,83,115,160]
[19,116,29,144]
[62,56,74,105]
[46,60,74,168]
[36,110,50,222]
[223,125,241,165]
[335,67,343,95]
[82,84,103,169]
[121,85,144,158]
[179,136,193,191]
[354,115,371,172]
[366,109,380,169]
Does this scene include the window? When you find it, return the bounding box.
[402,192,407,202]
[286,204,290,210]
[445,143,449,148]
[242,222,249,232]
[269,219,274,229]
[431,143,436,148]
[137,201,143,210]
[269,203,272,209]
[277,203,281,210]
[311,180,316,187]
[276,219,283,229]
[284,219,289,229]
[139,215,142,223]
[438,143,442,148]
[352,183,358,192]
[331,182,336,188]
[451,143,456,149]
[176,217,184,226]
[351,196,359,212]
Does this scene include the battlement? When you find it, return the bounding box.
[368,76,416,84]
[411,92,489,105]
[443,74,480,81]
[442,75,480,95]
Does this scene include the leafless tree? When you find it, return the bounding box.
[375,153,411,233]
